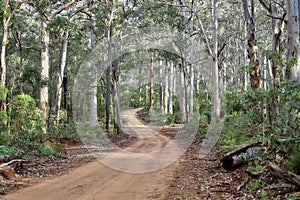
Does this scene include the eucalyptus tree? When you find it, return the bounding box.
[242,0,261,90]
[212,0,220,120]
[27,0,84,130]
[0,0,24,112]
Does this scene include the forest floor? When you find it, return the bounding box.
[1,108,299,199]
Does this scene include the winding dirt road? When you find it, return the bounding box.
[4,108,179,200]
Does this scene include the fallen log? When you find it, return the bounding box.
[221,142,266,170]
[0,159,28,179]
[0,159,26,168]
[268,162,300,188]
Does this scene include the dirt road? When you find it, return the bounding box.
[4,108,179,200]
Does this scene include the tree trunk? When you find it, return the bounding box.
[0,0,9,87]
[212,0,221,120]
[168,61,174,114]
[106,29,112,133]
[55,30,69,118]
[242,0,261,90]
[63,69,71,121]
[149,54,154,110]
[40,20,50,129]
[287,0,300,81]
[12,30,23,94]
[189,0,195,118]
[89,16,98,127]
[179,62,187,123]
[112,44,122,133]
[159,60,163,114]
[164,60,169,114]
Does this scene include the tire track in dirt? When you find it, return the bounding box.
[3,108,179,200]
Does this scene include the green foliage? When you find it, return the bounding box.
[248,164,265,173]
[48,110,77,139]
[38,142,56,157]
[0,85,8,101]
[247,180,261,191]
[285,144,300,175]
[8,94,45,152]
[220,113,255,146]
[0,145,23,158]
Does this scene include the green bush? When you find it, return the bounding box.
[220,113,255,146]
[38,142,56,157]
[8,94,45,152]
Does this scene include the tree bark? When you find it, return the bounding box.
[164,60,169,114]
[89,15,98,127]
[212,0,220,120]
[242,0,261,90]
[179,62,187,123]
[112,43,122,133]
[55,30,69,118]
[168,61,174,114]
[0,0,9,87]
[287,0,300,81]
[159,60,164,114]
[40,20,50,130]
[149,54,154,110]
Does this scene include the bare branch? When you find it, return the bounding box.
[258,0,271,13]
[51,0,83,19]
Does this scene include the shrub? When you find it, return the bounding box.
[8,94,45,152]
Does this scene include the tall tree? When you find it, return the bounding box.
[1,0,23,88]
[212,0,220,120]
[32,0,82,130]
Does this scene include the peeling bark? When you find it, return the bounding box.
[242,0,261,90]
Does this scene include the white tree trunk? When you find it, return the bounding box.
[0,0,8,87]
[149,55,154,110]
[56,30,69,119]
[164,61,169,114]
[159,60,164,114]
[89,17,98,127]
[168,61,174,114]
[40,20,50,128]
[179,62,187,122]
[212,0,221,120]
[112,44,122,133]
[189,0,195,118]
